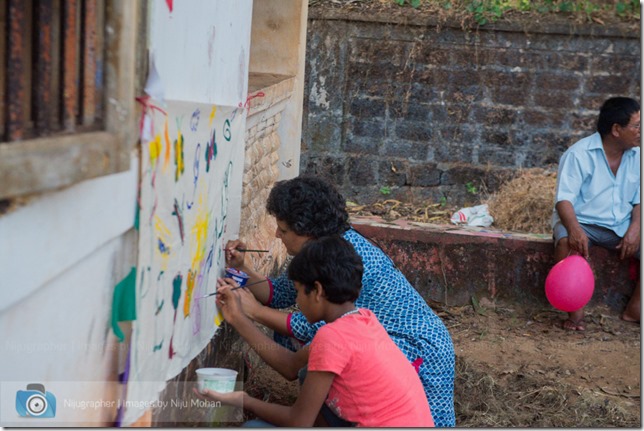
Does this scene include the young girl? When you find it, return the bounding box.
[195,236,434,427]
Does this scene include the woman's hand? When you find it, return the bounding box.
[192,387,245,408]
[225,239,247,269]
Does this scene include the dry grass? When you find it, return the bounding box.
[485,168,557,234]
[348,168,558,234]
[454,355,639,427]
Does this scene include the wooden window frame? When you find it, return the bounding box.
[0,1,139,200]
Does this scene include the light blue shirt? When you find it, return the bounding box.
[552,132,640,237]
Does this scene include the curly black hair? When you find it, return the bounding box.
[266,176,350,238]
[287,236,363,304]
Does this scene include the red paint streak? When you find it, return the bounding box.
[166,0,173,12]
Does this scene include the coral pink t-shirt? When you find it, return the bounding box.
[308,309,434,427]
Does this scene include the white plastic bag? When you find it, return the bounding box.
[450,204,494,227]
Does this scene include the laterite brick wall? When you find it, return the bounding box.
[301,10,640,205]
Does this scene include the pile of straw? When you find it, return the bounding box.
[486,168,557,234]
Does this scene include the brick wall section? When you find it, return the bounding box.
[239,73,294,276]
[351,216,637,312]
[301,10,640,205]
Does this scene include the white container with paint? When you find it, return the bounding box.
[196,368,238,393]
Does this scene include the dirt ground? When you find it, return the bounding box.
[243,299,640,427]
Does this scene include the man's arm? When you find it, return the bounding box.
[555,200,589,258]
[618,204,641,259]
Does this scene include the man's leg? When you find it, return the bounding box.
[622,277,640,322]
[554,236,586,331]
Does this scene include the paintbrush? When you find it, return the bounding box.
[195,279,266,300]
[224,247,270,253]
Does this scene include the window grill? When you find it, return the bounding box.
[3,0,105,143]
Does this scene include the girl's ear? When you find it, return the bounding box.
[312,281,324,302]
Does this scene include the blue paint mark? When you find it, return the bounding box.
[190,109,200,132]
[158,238,170,255]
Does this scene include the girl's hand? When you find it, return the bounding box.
[236,285,263,321]
[193,387,245,408]
[215,280,246,326]
[225,239,247,269]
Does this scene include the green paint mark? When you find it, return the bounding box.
[172,273,182,310]
[153,340,163,352]
[111,267,137,342]
[134,200,140,231]
[223,119,231,141]
[155,299,164,316]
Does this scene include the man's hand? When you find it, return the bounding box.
[566,225,590,259]
[617,228,640,259]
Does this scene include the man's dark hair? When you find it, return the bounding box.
[266,176,350,238]
[597,97,640,136]
[287,236,363,304]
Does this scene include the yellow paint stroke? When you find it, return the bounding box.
[214,311,224,326]
[154,215,173,271]
[163,120,171,171]
[184,269,196,317]
[190,195,210,266]
[148,134,161,166]
[184,196,210,318]
[208,105,217,127]
[174,132,184,181]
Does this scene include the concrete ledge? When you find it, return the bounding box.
[351,216,638,312]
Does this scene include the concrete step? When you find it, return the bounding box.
[351,216,638,313]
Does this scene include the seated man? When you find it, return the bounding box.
[551,96,640,331]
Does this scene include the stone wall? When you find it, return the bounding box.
[301,10,640,206]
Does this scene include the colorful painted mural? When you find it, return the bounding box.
[124,100,245,423]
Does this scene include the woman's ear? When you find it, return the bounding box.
[312,281,324,302]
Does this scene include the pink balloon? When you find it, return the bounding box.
[545,255,595,312]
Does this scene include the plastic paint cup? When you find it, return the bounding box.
[225,268,249,287]
[196,368,238,393]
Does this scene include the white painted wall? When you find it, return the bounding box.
[0,0,306,425]
[0,160,138,426]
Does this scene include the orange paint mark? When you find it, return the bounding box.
[184,269,196,317]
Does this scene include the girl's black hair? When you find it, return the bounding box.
[266,176,350,238]
[287,236,363,304]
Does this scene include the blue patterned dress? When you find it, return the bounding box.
[267,229,456,427]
